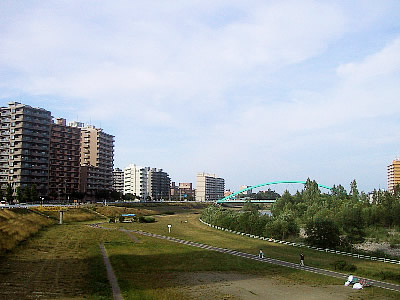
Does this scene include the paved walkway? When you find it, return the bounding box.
[127,229,400,293]
[100,243,124,300]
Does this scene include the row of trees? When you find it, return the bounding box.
[1,185,126,203]
[202,179,400,250]
[0,184,40,203]
[201,202,299,241]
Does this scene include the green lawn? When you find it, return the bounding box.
[113,212,400,285]
[105,212,400,299]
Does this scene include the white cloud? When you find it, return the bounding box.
[337,38,400,83]
[1,1,400,191]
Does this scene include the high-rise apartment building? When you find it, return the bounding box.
[70,123,114,198]
[148,168,170,200]
[112,168,124,194]
[196,172,225,201]
[0,106,11,190]
[124,164,149,199]
[387,159,400,193]
[48,118,81,200]
[0,102,52,196]
[1,102,114,201]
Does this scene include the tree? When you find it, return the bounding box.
[16,186,23,203]
[243,200,259,213]
[264,212,298,240]
[22,187,31,203]
[30,184,39,202]
[5,184,13,204]
[331,184,347,200]
[123,193,136,201]
[303,178,321,203]
[339,203,365,243]
[350,179,359,201]
[305,218,341,249]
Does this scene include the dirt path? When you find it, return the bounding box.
[100,243,123,300]
[176,272,358,300]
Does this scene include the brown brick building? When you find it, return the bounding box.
[48,118,81,201]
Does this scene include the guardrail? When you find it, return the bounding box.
[199,218,400,265]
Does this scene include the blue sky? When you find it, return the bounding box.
[1,1,400,193]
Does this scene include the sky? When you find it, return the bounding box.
[1,0,400,193]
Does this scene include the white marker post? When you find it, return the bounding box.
[168,224,172,233]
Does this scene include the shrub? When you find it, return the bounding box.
[139,216,155,223]
[305,218,341,249]
[331,260,357,272]
[165,211,175,215]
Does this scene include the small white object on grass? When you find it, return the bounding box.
[353,283,363,290]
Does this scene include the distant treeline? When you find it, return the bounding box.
[201,179,400,250]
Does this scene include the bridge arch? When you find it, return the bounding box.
[217,180,332,203]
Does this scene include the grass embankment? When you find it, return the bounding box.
[0,208,55,253]
[42,207,106,223]
[95,202,208,218]
[107,212,399,299]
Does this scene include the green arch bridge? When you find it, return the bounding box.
[217,180,333,204]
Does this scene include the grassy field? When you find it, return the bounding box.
[106,209,399,299]
[0,205,399,299]
[115,212,400,284]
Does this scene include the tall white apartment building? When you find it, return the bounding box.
[124,164,149,199]
[112,168,124,194]
[196,172,225,201]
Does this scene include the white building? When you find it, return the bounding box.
[196,172,225,201]
[112,168,124,193]
[124,164,149,200]
[239,185,252,195]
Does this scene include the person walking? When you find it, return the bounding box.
[259,249,264,259]
[300,253,305,266]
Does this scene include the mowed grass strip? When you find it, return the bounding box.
[114,212,400,286]
[0,221,129,299]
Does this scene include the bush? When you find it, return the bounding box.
[139,216,155,223]
[165,211,175,215]
[109,217,115,223]
[305,218,341,249]
[332,260,357,272]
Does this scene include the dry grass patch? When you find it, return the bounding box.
[44,208,105,223]
[0,208,55,253]
[95,205,157,217]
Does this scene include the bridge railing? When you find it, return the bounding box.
[199,218,400,265]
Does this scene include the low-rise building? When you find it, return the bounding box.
[196,172,225,201]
